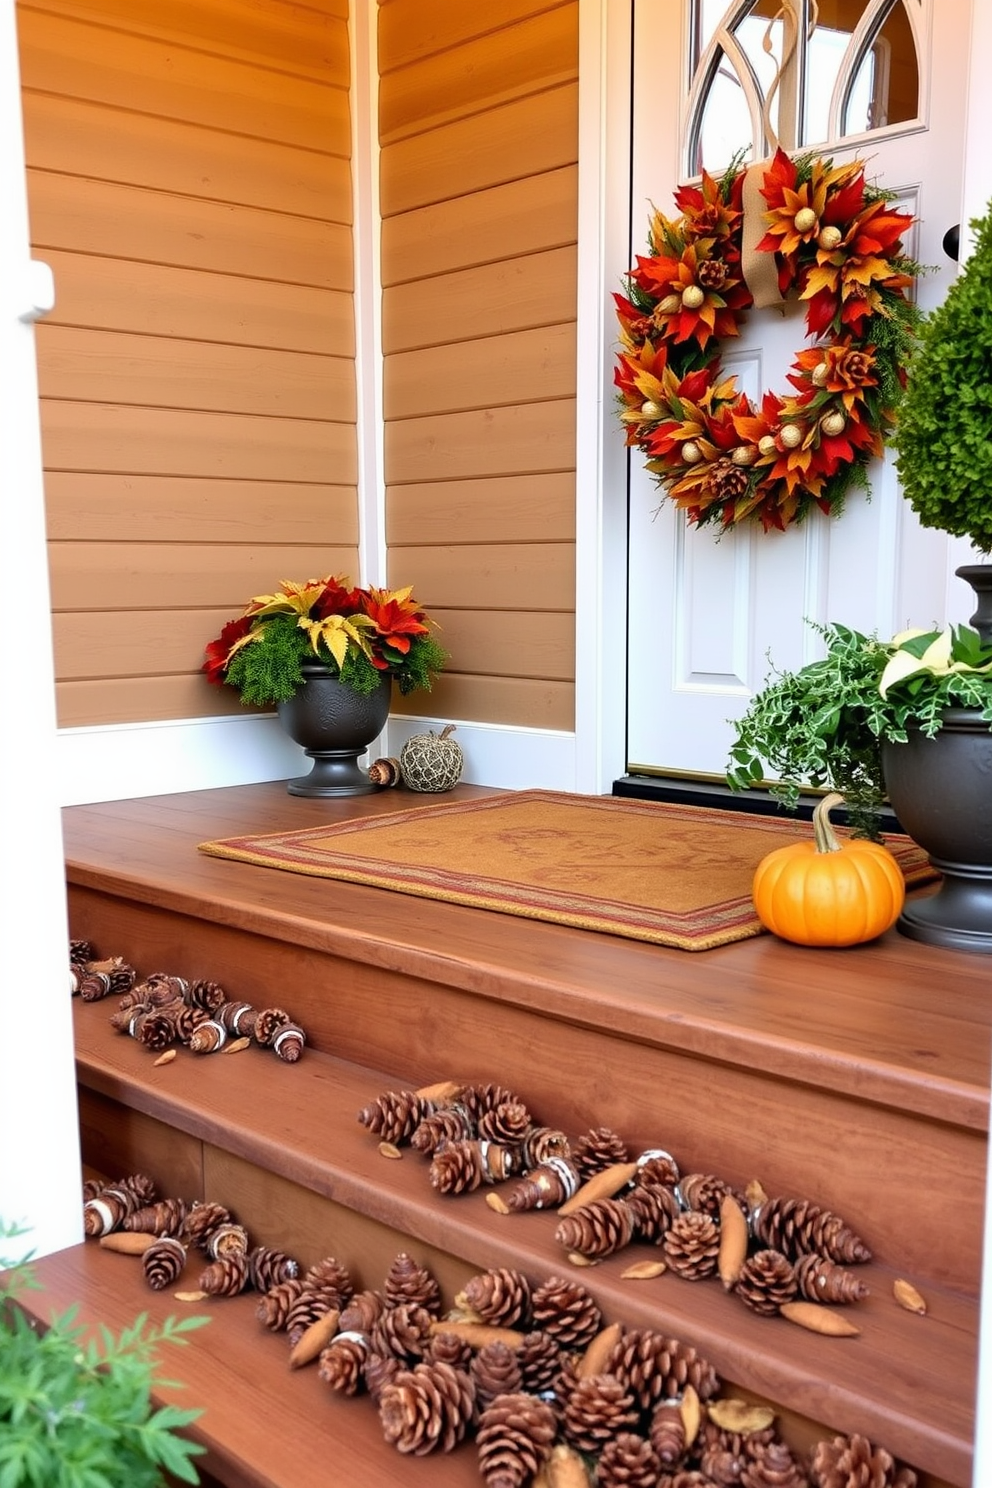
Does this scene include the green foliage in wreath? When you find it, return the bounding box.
[0,1219,208,1487]
[892,197,992,552]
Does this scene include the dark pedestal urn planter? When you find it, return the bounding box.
[277,665,391,797]
[881,709,992,953]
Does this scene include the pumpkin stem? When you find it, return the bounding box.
[812,792,845,854]
[439,724,457,741]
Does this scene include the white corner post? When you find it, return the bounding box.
[574,0,633,793]
[0,0,82,1260]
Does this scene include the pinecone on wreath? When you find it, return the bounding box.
[399,725,464,792]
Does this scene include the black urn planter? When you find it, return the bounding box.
[276,665,391,797]
[881,708,992,953]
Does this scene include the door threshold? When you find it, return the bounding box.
[612,774,904,833]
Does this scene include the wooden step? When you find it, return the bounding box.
[61,782,991,1486]
[19,1240,479,1488]
[71,997,974,1486]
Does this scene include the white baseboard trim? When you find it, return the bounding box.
[55,713,578,805]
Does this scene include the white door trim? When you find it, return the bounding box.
[0,0,82,1259]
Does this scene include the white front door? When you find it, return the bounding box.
[624,0,978,783]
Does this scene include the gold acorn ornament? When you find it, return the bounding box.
[399,725,464,793]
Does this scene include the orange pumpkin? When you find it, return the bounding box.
[752,793,906,947]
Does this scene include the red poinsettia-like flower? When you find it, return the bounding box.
[632,238,751,350]
[362,586,431,667]
[313,575,365,618]
[673,167,744,248]
[202,615,253,684]
[802,195,915,333]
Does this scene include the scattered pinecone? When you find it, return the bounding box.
[741,1439,810,1487]
[70,938,94,966]
[364,1350,402,1403]
[505,1161,580,1212]
[571,1126,631,1180]
[303,1255,355,1307]
[123,1198,188,1237]
[271,1023,306,1062]
[471,1341,524,1411]
[371,1303,434,1362]
[530,1275,603,1348]
[459,1083,522,1124]
[217,1000,258,1036]
[384,1253,443,1317]
[256,1277,305,1330]
[142,1236,187,1290]
[358,1089,434,1145]
[339,1289,387,1335]
[76,970,116,1002]
[476,1391,557,1488]
[555,1197,635,1259]
[808,1434,917,1488]
[477,1100,532,1147]
[134,1010,179,1051]
[430,1140,486,1194]
[635,1150,681,1189]
[207,1222,249,1259]
[411,1107,474,1154]
[597,1431,664,1488]
[248,1245,299,1292]
[520,1127,572,1169]
[184,1201,233,1251]
[517,1330,562,1394]
[735,1250,798,1316]
[697,1418,776,1486]
[253,1007,292,1047]
[562,1372,640,1454]
[198,1252,249,1296]
[662,1210,721,1280]
[109,1001,148,1035]
[174,1004,211,1042]
[83,1190,131,1237]
[649,1401,688,1468]
[186,978,226,1013]
[286,1291,341,1347]
[794,1254,869,1305]
[753,1198,872,1266]
[318,1332,370,1395]
[119,1173,157,1205]
[604,1328,721,1407]
[428,1330,475,1371]
[378,1359,476,1454]
[189,1019,227,1054]
[625,1183,680,1242]
[679,1173,746,1220]
[461,1268,532,1328]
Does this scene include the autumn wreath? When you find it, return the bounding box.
[614,149,923,533]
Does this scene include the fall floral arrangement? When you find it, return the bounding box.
[203,575,447,708]
[614,148,923,533]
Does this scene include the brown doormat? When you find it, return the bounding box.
[198,790,936,952]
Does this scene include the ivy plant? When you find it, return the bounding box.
[726,621,992,838]
[0,1220,209,1488]
[892,197,992,551]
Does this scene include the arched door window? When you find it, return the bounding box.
[686,0,922,176]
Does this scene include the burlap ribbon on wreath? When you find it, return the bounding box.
[736,0,818,311]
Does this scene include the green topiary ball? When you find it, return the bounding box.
[399,726,464,792]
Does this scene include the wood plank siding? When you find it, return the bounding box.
[378,0,579,732]
[18,0,357,727]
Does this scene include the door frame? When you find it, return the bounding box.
[575,0,992,793]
